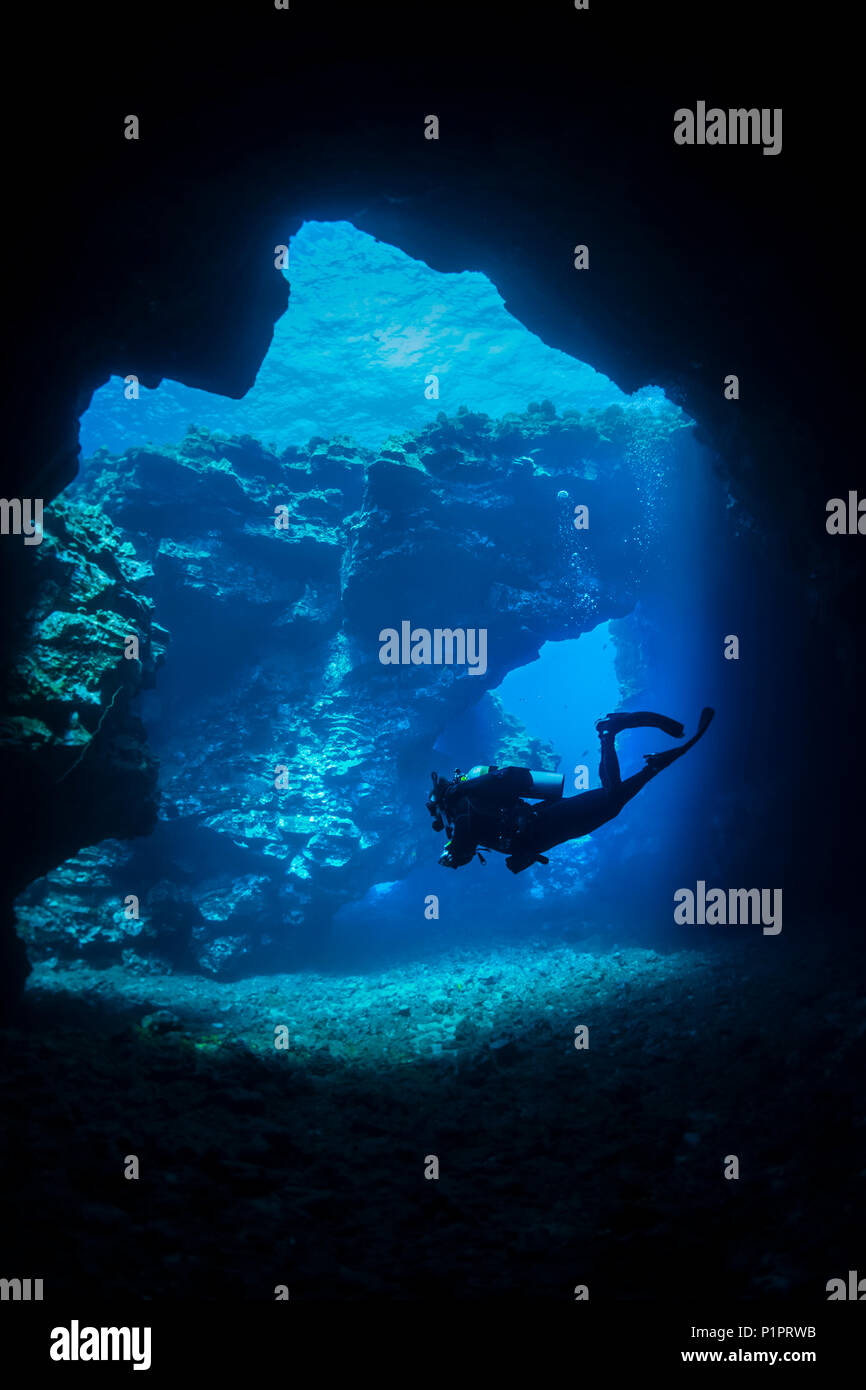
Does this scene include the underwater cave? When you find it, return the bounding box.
[12,220,732,980]
[1,25,862,1325]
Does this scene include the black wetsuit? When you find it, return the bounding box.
[441,732,655,874]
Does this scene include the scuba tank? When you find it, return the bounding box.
[524,770,564,801]
[459,765,564,801]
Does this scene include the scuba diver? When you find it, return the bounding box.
[426,707,714,873]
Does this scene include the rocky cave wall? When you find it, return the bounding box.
[13,402,690,978]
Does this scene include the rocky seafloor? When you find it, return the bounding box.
[1,931,862,1300]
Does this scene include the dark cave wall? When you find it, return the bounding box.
[8,17,853,552]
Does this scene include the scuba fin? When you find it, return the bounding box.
[643,707,715,774]
[505,851,549,874]
[596,710,685,739]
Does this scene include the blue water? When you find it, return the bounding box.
[495,626,622,785]
[80,220,673,458]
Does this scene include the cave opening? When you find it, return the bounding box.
[77,219,636,457]
[492,624,623,773]
[14,217,726,985]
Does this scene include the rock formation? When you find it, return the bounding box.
[13,401,689,977]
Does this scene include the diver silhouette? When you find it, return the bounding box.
[426,708,715,873]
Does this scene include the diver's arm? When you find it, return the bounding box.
[438,812,477,868]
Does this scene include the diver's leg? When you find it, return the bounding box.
[511,709,715,864]
[598,727,622,798]
[518,782,625,855]
[596,710,685,739]
[642,707,715,773]
[599,725,659,807]
[507,768,655,870]
[517,726,634,855]
[594,708,689,804]
[599,709,715,800]
[527,727,626,848]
